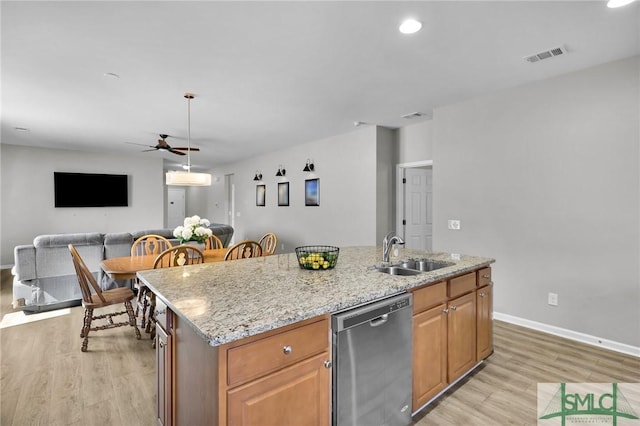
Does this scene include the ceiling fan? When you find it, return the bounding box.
[129,134,200,156]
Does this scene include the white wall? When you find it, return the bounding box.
[432,56,640,346]
[210,126,382,253]
[1,144,165,265]
[376,126,397,242]
[397,120,434,164]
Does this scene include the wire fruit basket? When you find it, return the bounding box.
[295,246,340,270]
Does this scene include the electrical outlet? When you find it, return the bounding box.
[548,292,558,306]
[448,220,461,230]
[281,243,285,250]
[451,253,461,260]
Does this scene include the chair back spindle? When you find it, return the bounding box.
[224,240,263,261]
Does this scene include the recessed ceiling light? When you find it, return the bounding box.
[607,0,636,7]
[399,19,422,34]
[103,72,120,79]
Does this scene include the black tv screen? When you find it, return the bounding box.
[54,172,128,207]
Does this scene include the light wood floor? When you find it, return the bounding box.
[1,268,638,425]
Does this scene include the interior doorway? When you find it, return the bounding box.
[167,188,186,229]
[396,161,433,251]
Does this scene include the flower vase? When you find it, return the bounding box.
[185,241,206,256]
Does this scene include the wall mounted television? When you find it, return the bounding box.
[54,172,128,207]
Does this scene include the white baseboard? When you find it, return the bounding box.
[494,312,640,358]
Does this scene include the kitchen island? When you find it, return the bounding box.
[138,246,495,425]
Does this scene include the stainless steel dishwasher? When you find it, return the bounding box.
[332,293,413,426]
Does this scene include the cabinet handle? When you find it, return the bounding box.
[158,339,164,349]
[482,274,491,279]
[442,308,449,314]
[283,345,292,355]
[324,360,332,369]
[479,292,486,297]
[450,305,457,311]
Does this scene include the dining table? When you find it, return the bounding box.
[100,248,229,280]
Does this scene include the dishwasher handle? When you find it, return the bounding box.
[370,314,389,327]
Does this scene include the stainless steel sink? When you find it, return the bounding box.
[374,266,424,276]
[374,258,453,276]
[397,259,453,272]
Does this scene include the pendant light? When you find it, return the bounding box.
[166,93,212,186]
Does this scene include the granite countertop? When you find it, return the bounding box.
[137,246,495,347]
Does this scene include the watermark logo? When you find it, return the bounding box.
[538,383,640,425]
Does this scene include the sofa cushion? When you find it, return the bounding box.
[34,233,104,248]
[104,232,134,258]
[210,223,234,247]
[131,229,175,240]
[33,233,104,278]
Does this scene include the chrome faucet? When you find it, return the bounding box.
[382,232,405,263]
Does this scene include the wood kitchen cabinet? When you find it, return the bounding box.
[446,291,477,382]
[155,299,173,426]
[220,315,331,426]
[155,301,330,426]
[227,353,329,425]
[411,269,491,412]
[476,267,493,360]
[412,301,448,409]
[446,272,477,382]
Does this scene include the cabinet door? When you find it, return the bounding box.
[156,323,172,426]
[447,292,476,383]
[476,284,493,361]
[227,352,330,426]
[412,303,448,411]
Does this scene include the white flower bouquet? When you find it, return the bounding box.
[173,215,213,244]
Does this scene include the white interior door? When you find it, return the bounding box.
[403,167,433,251]
[167,188,185,229]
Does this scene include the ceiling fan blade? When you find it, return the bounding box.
[169,149,186,156]
[172,147,200,151]
[141,148,158,152]
[126,141,154,148]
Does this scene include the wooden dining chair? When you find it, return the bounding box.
[147,244,205,345]
[152,244,205,269]
[224,240,263,261]
[258,232,278,256]
[205,234,224,250]
[131,234,172,257]
[69,244,141,352]
[131,234,173,329]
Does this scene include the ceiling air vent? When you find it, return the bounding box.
[524,46,568,63]
[402,111,428,120]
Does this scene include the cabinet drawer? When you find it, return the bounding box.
[154,297,171,332]
[227,318,329,387]
[412,281,447,314]
[477,267,492,287]
[448,272,476,298]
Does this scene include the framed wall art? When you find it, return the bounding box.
[256,184,266,206]
[278,182,289,206]
[305,178,320,206]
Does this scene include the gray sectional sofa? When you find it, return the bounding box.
[12,224,234,313]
